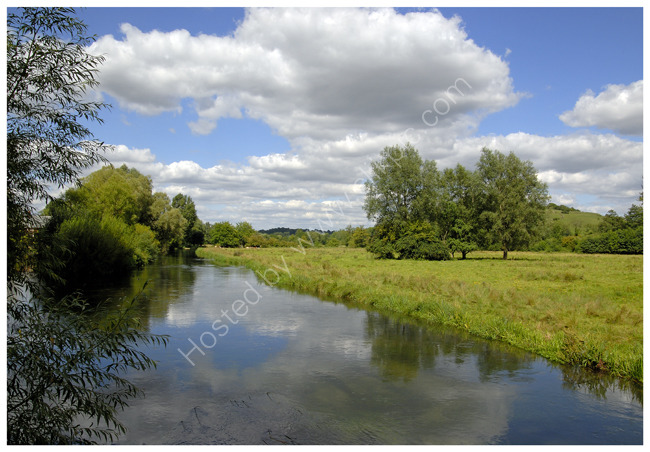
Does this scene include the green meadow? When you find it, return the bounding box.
[196,247,643,383]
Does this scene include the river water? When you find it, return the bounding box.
[93,251,642,445]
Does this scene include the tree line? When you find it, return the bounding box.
[553,200,642,254]
[362,144,550,260]
[38,164,205,294]
[206,222,365,248]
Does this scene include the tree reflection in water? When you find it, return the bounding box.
[364,309,641,404]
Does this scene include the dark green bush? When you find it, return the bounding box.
[367,238,397,259]
[395,234,450,260]
[37,216,160,294]
[576,227,643,254]
[367,220,450,261]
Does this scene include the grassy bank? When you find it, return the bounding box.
[196,246,643,383]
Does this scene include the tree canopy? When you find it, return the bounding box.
[363,144,550,260]
[476,147,550,259]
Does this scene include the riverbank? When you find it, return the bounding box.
[196,247,643,384]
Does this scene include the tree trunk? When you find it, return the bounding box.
[503,248,508,260]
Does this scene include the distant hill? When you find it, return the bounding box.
[259,206,603,238]
[257,227,334,236]
[545,204,602,235]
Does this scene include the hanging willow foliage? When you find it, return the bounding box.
[7,8,168,444]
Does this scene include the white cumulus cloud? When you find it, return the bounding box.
[88,8,521,142]
[559,80,643,136]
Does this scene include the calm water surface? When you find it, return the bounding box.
[95,252,642,445]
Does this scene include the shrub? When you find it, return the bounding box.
[367,238,397,259]
[128,223,160,267]
[395,234,450,260]
[37,216,161,294]
[576,227,643,254]
[561,235,578,252]
[368,221,450,261]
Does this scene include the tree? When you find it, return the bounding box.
[172,193,199,245]
[38,165,161,293]
[625,203,643,229]
[7,8,165,444]
[476,148,549,259]
[235,221,256,246]
[434,164,480,259]
[60,165,155,226]
[8,294,166,444]
[186,220,206,247]
[209,221,242,247]
[598,210,626,233]
[349,226,371,248]
[363,143,425,234]
[147,192,188,252]
[7,7,109,283]
[154,207,188,253]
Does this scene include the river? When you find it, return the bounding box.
[92,251,642,445]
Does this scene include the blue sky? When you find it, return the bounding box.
[32,5,645,228]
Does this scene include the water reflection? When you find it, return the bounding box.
[366,313,437,381]
[561,364,643,405]
[98,253,641,445]
[366,310,642,406]
[88,251,198,328]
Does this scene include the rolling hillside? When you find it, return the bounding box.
[545,205,603,235]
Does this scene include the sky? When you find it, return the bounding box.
[15,4,646,229]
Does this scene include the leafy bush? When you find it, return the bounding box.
[128,223,160,267]
[561,235,578,252]
[367,238,397,259]
[577,227,643,254]
[395,234,450,260]
[37,216,160,294]
[530,237,563,252]
[209,221,242,247]
[368,220,450,260]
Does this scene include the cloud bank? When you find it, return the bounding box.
[87,8,643,228]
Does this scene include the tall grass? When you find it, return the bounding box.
[196,247,643,384]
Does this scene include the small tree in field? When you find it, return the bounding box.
[476,148,549,259]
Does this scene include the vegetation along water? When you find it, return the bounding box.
[196,247,643,384]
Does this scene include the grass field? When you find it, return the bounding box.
[196,246,643,383]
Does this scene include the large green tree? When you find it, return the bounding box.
[435,164,480,259]
[7,8,164,444]
[364,144,451,260]
[150,192,188,252]
[363,143,425,236]
[171,193,200,245]
[209,221,242,247]
[57,165,155,225]
[476,148,549,259]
